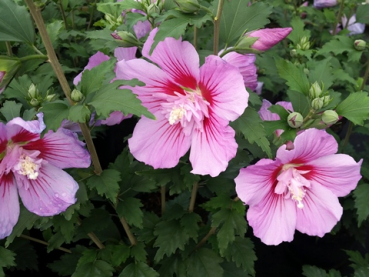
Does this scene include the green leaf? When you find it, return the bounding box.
[119,262,159,277]
[186,248,224,277]
[231,107,272,158]
[222,237,256,275]
[72,260,114,277]
[48,248,83,276]
[110,244,130,267]
[219,1,272,45]
[308,58,334,90]
[287,17,310,45]
[130,242,147,262]
[336,92,369,125]
[354,183,369,226]
[41,102,70,132]
[287,90,310,117]
[0,100,22,121]
[0,247,16,268]
[52,215,77,243]
[0,0,35,43]
[356,4,369,24]
[134,212,160,243]
[86,169,121,203]
[317,36,362,63]
[275,57,310,95]
[88,80,154,119]
[46,20,64,48]
[158,254,187,277]
[302,265,341,277]
[68,104,91,123]
[116,198,144,228]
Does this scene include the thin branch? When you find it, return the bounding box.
[196,227,216,249]
[188,182,199,213]
[332,0,344,36]
[20,234,72,253]
[5,42,12,56]
[59,0,68,30]
[76,218,105,249]
[161,185,166,215]
[213,0,224,54]
[119,216,137,246]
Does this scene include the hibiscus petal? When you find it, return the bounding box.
[189,115,237,177]
[276,128,338,164]
[129,114,191,169]
[99,111,132,126]
[248,28,292,51]
[6,113,45,143]
[114,47,137,62]
[142,29,199,89]
[0,173,19,239]
[235,158,281,206]
[247,193,297,245]
[24,128,91,169]
[295,181,342,237]
[199,55,248,122]
[133,20,151,39]
[306,154,362,197]
[17,163,78,216]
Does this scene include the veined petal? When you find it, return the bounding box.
[133,20,151,39]
[0,123,8,155]
[276,129,338,164]
[235,159,281,206]
[99,111,132,126]
[199,55,248,122]
[128,114,191,169]
[23,128,91,169]
[189,115,237,177]
[142,29,199,89]
[114,47,137,62]
[306,154,362,197]
[0,173,19,239]
[248,28,292,51]
[6,113,45,143]
[295,181,342,237]
[17,163,78,216]
[247,193,297,245]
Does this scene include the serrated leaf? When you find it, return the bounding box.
[186,248,224,277]
[275,57,310,95]
[130,242,147,262]
[41,102,70,132]
[119,262,159,277]
[68,104,91,123]
[287,17,310,45]
[110,244,130,267]
[77,249,98,268]
[356,4,369,24]
[86,169,121,202]
[308,58,334,90]
[46,20,64,48]
[220,1,272,44]
[8,239,37,271]
[134,212,160,243]
[116,197,144,228]
[287,90,310,117]
[202,194,233,212]
[353,183,369,226]
[180,213,201,241]
[231,107,272,158]
[48,248,83,276]
[318,36,362,62]
[72,260,114,277]
[302,265,331,277]
[89,81,154,119]
[52,215,77,243]
[158,254,187,277]
[0,247,16,268]
[222,237,256,275]
[336,92,369,125]
[0,100,22,121]
[0,0,35,43]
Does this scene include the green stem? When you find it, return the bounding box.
[5,42,12,56]
[196,227,216,249]
[20,234,72,253]
[188,182,199,213]
[199,5,215,16]
[19,54,48,62]
[76,218,105,249]
[213,0,224,55]
[120,216,137,246]
[161,185,166,215]
[332,0,345,36]
[87,0,98,30]
[59,0,68,30]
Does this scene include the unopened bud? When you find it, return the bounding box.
[30,98,40,107]
[322,95,331,107]
[354,40,366,51]
[304,68,309,75]
[296,37,310,51]
[105,14,116,26]
[309,81,323,99]
[45,94,56,102]
[174,0,200,13]
[71,89,84,102]
[233,36,260,54]
[322,110,339,125]
[116,31,142,47]
[287,112,303,128]
[28,84,38,98]
[147,3,160,15]
[311,97,324,110]
[290,49,297,57]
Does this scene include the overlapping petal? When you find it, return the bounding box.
[6,113,45,143]
[0,173,19,239]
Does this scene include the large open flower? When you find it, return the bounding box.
[0,114,91,239]
[116,29,248,177]
[235,128,362,245]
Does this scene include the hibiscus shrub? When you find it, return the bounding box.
[0,0,369,276]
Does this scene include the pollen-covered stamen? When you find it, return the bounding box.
[276,164,311,209]
[14,154,42,180]
[168,105,186,125]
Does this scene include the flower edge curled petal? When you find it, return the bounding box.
[114,47,137,62]
[295,181,342,237]
[17,163,78,216]
[0,173,19,239]
[128,114,192,169]
[6,114,46,143]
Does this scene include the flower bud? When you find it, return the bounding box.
[173,0,200,13]
[28,84,38,98]
[30,98,40,107]
[322,95,331,107]
[246,28,292,51]
[71,89,84,102]
[290,49,297,57]
[311,98,324,110]
[322,110,339,125]
[354,40,367,51]
[296,37,310,51]
[0,56,21,91]
[233,36,260,54]
[115,31,142,47]
[287,112,303,128]
[304,68,309,75]
[309,81,323,99]
[147,3,160,15]
[45,94,56,102]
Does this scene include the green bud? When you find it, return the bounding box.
[296,37,310,51]
[30,98,40,107]
[233,36,260,54]
[304,68,309,75]
[290,49,297,57]
[322,110,339,125]
[287,112,303,128]
[311,97,324,110]
[28,84,38,98]
[71,89,84,102]
[354,40,366,51]
[116,31,142,47]
[322,95,331,107]
[147,3,160,15]
[173,0,200,13]
[45,94,56,102]
[309,81,323,99]
[0,56,21,90]
[104,14,116,26]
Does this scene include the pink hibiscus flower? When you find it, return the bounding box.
[116,28,248,177]
[235,128,362,245]
[0,114,91,239]
[246,28,292,51]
